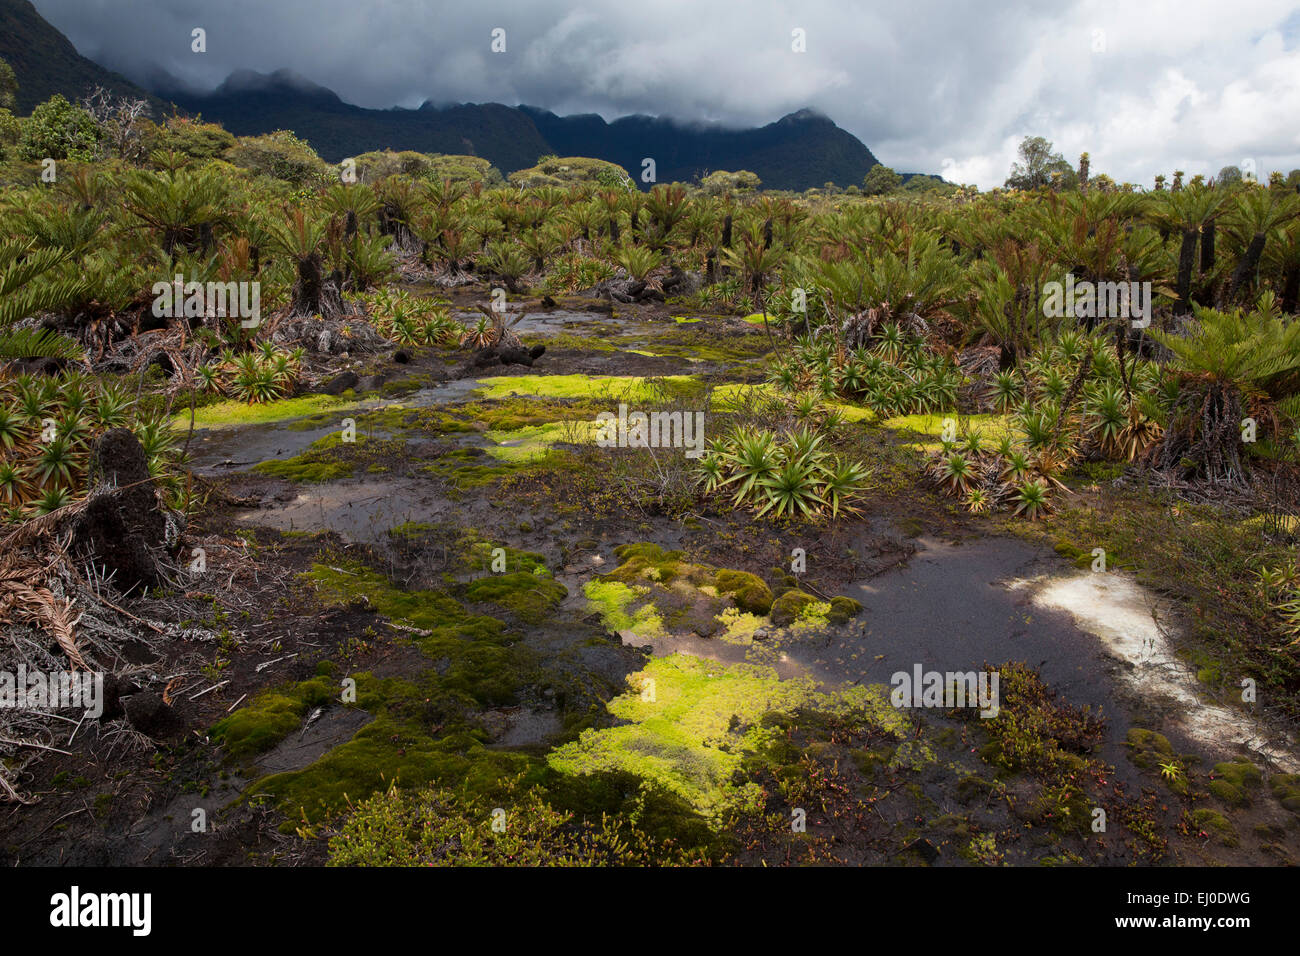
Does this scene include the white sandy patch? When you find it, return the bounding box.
[1020,572,1298,773]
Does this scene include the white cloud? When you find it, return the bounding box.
[30,0,1300,189]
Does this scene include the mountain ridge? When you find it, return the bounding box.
[161,70,884,189]
[2,0,892,190]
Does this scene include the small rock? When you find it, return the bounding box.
[618,629,653,648]
[319,371,359,396]
[904,838,940,864]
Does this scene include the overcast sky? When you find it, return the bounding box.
[32,0,1300,189]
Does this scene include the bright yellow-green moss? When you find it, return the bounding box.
[709,383,872,423]
[547,654,889,818]
[173,393,358,430]
[882,413,1019,442]
[787,600,832,631]
[475,374,698,403]
[710,382,777,410]
[484,420,602,461]
[583,579,665,636]
[833,404,875,423]
[714,607,766,645]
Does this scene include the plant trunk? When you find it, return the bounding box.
[1175,227,1198,315]
[1220,231,1267,307]
[1281,264,1300,315]
[1152,380,1246,486]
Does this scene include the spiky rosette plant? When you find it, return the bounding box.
[1150,294,1300,485]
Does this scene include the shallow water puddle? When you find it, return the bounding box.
[454,308,608,336]
[233,477,448,543]
[188,377,485,473]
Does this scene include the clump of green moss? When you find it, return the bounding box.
[171,393,358,431]
[1125,728,1175,770]
[828,596,864,625]
[211,674,338,760]
[464,540,550,576]
[1191,808,1238,846]
[603,543,699,587]
[1270,773,1300,814]
[1125,728,1190,795]
[253,457,354,482]
[419,447,538,489]
[546,654,891,818]
[235,563,567,823]
[475,373,700,404]
[714,570,773,615]
[1208,761,1262,806]
[770,589,818,627]
[485,420,602,461]
[252,433,404,483]
[583,579,665,636]
[464,572,567,625]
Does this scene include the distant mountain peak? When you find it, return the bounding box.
[210,68,344,104]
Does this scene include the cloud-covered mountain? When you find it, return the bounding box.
[159,69,883,188]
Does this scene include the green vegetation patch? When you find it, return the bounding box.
[1208,760,1262,806]
[231,562,565,822]
[583,579,665,636]
[1270,773,1300,814]
[327,778,702,866]
[484,420,602,462]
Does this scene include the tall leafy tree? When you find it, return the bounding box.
[863,164,902,196]
[1005,136,1074,190]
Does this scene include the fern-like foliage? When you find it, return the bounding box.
[0,327,86,361]
[0,240,92,329]
[1152,293,1300,398]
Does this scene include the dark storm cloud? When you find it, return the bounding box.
[31,0,1300,187]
